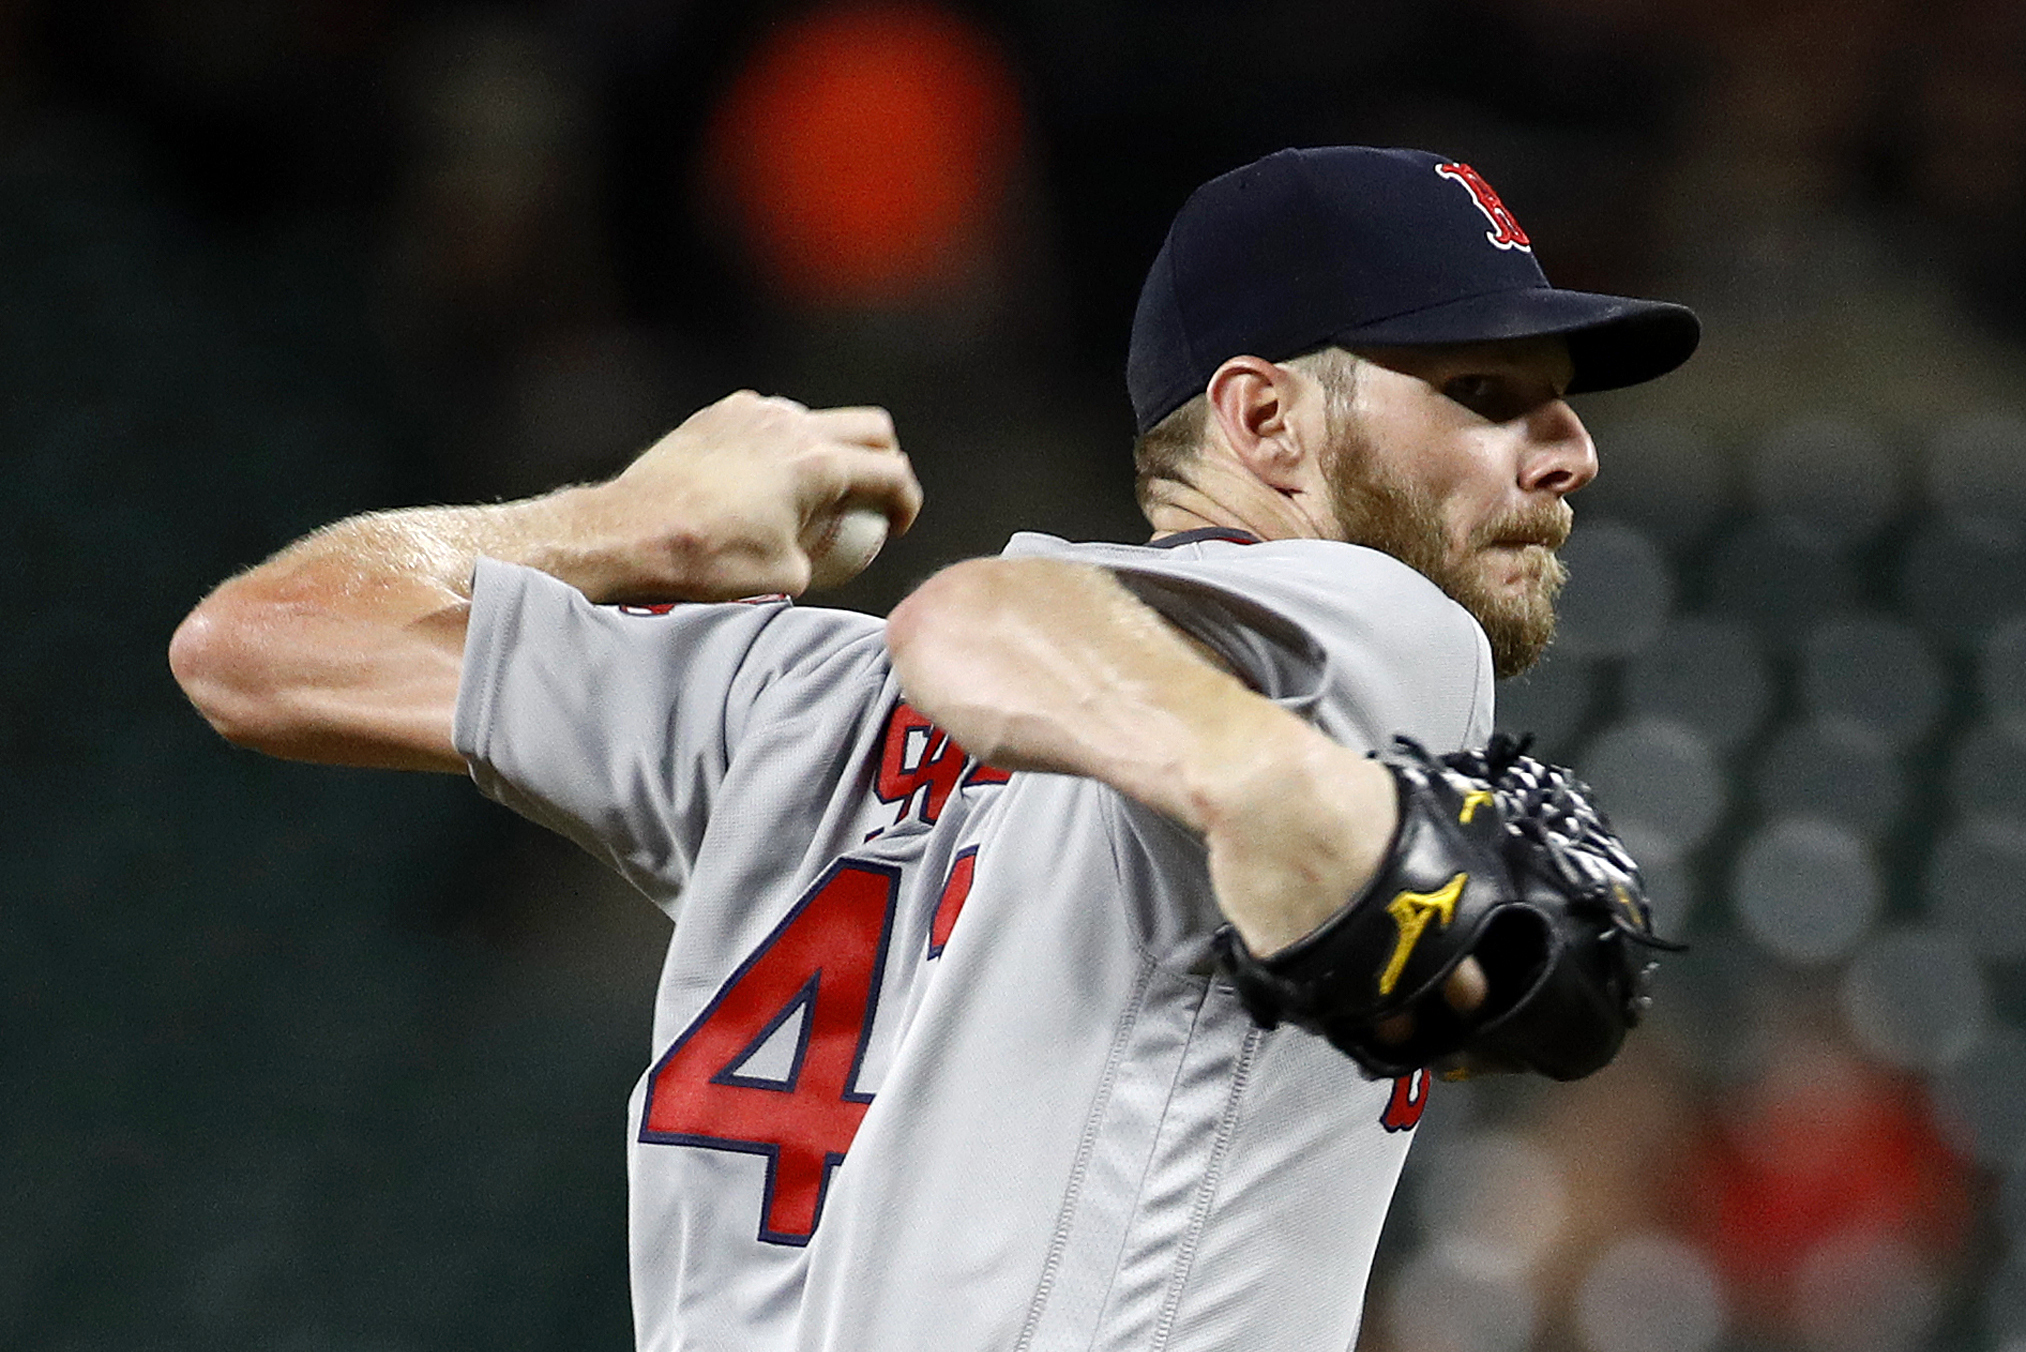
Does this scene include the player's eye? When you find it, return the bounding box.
[1442,374,1535,424]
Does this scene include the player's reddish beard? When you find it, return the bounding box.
[1323,437,1569,679]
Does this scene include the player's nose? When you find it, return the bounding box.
[1517,400,1597,497]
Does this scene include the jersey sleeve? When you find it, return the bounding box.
[1000,533,1494,754]
[453,558,887,904]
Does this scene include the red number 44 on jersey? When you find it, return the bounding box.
[636,700,1426,1246]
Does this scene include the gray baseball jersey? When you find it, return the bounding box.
[454,529,1495,1352]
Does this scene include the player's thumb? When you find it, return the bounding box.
[1443,956,1489,1014]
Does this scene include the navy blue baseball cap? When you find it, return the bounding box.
[1127,146,1701,433]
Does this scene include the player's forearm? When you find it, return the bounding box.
[886,558,1399,953]
[173,393,923,772]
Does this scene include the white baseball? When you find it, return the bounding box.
[807,504,890,589]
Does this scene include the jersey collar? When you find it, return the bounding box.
[1145,527,1261,548]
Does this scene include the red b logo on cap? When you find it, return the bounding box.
[1435,162,1532,252]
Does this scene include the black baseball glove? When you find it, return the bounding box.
[1212,733,1681,1082]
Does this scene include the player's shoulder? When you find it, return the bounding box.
[620,591,890,681]
[472,556,890,682]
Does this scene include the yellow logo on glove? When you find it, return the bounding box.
[1458,789,1494,824]
[1379,872,1466,995]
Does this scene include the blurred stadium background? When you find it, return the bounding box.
[6,0,2026,1348]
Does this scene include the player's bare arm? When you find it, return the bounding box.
[886,556,1401,958]
[169,392,921,774]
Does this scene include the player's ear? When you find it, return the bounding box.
[1205,356,1312,493]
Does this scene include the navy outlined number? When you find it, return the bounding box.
[639,860,902,1245]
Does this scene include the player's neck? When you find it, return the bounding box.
[1143,473,1334,543]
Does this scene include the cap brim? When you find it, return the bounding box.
[1334,287,1701,393]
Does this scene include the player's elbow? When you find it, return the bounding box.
[885,558,1004,684]
[168,591,304,753]
[887,557,1077,768]
[885,561,960,660]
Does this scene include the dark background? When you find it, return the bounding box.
[7,2,2026,1349]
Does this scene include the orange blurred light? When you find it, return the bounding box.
[704,3,1024,306]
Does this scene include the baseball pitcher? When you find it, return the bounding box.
[171,147,1698,1351]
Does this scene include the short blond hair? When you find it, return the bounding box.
[1130,346,1361,516]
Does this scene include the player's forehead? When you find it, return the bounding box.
[1351,336,1575,390]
